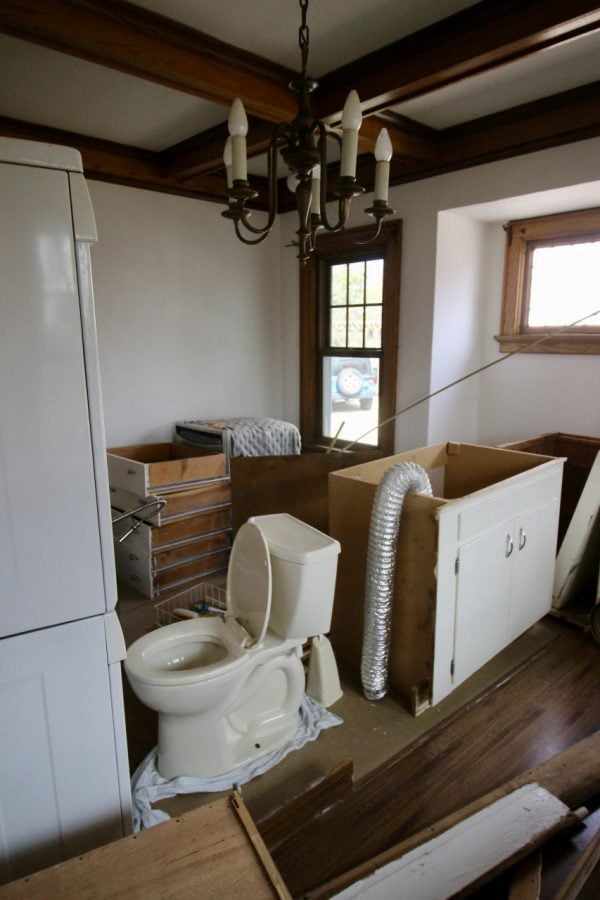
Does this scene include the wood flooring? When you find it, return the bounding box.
[264,625,600,897]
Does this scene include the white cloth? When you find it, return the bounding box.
[130,695,342,831]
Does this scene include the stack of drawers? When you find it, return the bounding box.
[108,443,232,600]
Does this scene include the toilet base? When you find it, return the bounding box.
[157,650,305,779]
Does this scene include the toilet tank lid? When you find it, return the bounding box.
[248,514,341,565]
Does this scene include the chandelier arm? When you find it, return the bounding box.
[233,124,293,237]
[312,123,350,234]
[233,219,271,245]
[342,218,385,245]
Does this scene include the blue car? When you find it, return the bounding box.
[331,358,377,410]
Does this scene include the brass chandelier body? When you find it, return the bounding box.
[222,0,394,262]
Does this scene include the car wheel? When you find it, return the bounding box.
[336,367,362,399]
[359,398,373,410]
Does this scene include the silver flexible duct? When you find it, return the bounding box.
[361,462,433,701]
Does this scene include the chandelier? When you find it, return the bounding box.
[221,0,395,263]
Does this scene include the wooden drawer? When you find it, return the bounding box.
[114,543,230,598]
[112,507,232,554]
[108,443,226,495]
[110,481,232,525]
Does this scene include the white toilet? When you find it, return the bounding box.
[125,513,341,779]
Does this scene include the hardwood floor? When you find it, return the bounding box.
[265,625,600,897]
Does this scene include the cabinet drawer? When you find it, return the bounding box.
[457,465,562,544]
[110,482,231,525]
[112,506,232,555]
[107,443,226,494]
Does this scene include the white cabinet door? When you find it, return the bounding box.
[453,521,513,685]
[0,617,126,883]
[508,498,560,639]
[0,163,106,636]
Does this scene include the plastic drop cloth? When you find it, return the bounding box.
[131,695,342,831]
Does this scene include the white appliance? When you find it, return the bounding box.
[0,139,131,884]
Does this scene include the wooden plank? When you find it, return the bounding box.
[0,796,279,899]
[508,851,542,899]
[554,823,600,900]
[269,630,600,896]
[258,760,354,850]
[328,785,575,900]
[231,793,292,900]
[554,452,600,607]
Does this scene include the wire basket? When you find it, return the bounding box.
[154,581,227,627]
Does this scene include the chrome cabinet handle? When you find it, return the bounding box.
[518,527,527,550]
[505,534,514,557]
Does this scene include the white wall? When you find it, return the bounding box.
[90,137,600,453]
[88,182,283,447]
[308,136,600,451]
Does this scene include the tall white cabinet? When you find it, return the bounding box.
[0,139,131,884]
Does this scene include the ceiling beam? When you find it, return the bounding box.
[386,81,600,186]
[0,115,248,203]
[315,0,600,119]
[161,117,276,181]
[0,0,297,122]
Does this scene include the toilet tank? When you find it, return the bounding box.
[249,514,340,640]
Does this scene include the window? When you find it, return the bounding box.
[300,221,401,455]
[497,208,600,354]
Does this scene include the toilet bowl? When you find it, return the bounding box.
[125,514,340,779]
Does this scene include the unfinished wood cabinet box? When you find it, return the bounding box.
[329,442,564,714]
[500,433,600,544]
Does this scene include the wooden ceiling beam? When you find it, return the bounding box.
[161,117,275,180]
[0,115,246,203]
[315,0,600,120]
[0,0,297,122]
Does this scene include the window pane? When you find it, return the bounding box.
[365,305,382,348]
[330,264,347,307]
[528,241,600,327]
[348,261,365,305]
[348,305,364,348]
[322,356,380,447]
[330,307,347,347]
[366,258,384,304]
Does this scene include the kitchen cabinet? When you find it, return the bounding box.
[329,442,564,714]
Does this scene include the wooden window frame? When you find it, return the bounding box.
[496,207,600,354]
[300,220,401,456]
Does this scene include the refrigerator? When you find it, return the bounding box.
[0,139,131,884]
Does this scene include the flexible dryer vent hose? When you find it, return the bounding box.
[361,462,432,701]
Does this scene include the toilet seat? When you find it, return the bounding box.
[124,616,250,688]
[226,521,272,646]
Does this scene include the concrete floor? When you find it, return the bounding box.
[117,579,561,824]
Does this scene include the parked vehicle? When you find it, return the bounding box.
[331,357,377,410]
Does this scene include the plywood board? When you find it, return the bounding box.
[332,785,574,900]
[0,796,282,899]
[554,451,600,608]
[230,450,380,534]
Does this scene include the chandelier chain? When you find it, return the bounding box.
[298,0,309,77]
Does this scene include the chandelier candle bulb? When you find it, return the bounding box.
[311,164,321,215]
[223,137,233,189]
[227,98,248,181]
[340,90,362,178]
[374,128,393,202]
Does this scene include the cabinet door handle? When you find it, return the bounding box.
[505,534,514,557]
[518,528,527,551]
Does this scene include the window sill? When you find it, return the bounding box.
[494,333,600,355]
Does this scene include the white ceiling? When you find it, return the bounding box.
[0,0,599,152]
